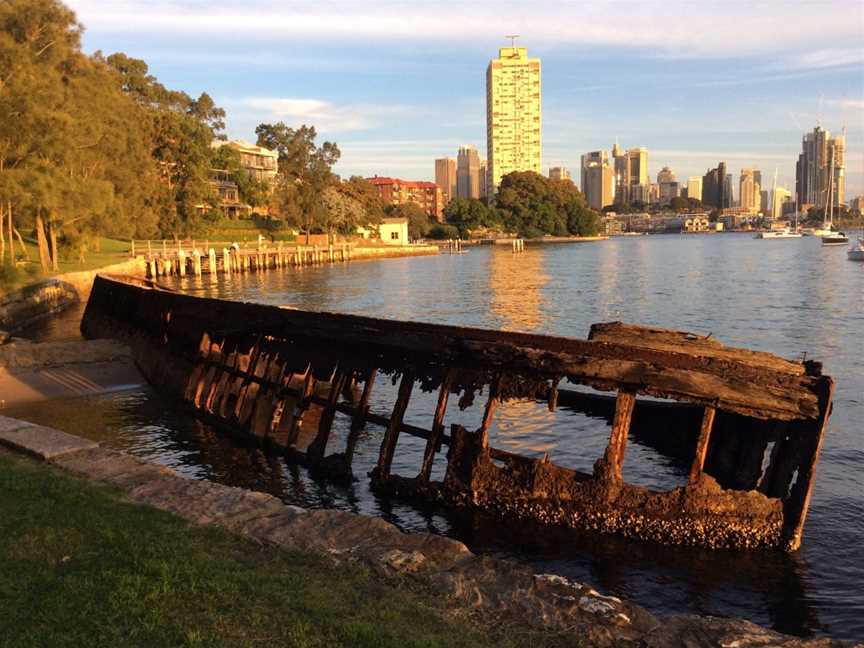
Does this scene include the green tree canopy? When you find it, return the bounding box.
[443,198,500,237]
[494,172,599,237]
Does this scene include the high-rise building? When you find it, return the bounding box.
[739,168,761,213]
[486,45,542,192]
[796,125,846,209]
[724,173,734,208]
[772,187,791,219]
[687,177,703,203]
[760,190,770,214]
[613,145,648,204]
[657,166,679,205]
[479,160,488,199]
[456,145,482,200]
[434,158,457,205]
[702,162,727,209]
[581,151,614,211]
[549,167,571,181]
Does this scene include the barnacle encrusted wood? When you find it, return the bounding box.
[81,274,834,551]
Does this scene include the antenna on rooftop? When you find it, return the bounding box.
[505,34,520,48]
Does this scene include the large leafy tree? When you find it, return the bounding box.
[495,171,600,237]
[256,122,340,243]
[443,198,500,237]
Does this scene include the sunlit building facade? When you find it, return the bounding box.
[486,46,542,192]
[434,157,457,205]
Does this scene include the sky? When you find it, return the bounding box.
[67,0,864,198]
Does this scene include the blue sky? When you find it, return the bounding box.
[68,0,864,198]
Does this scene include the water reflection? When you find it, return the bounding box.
[488,246,548,332]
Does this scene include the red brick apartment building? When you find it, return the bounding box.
[367,176,444,222]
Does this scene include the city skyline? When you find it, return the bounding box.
[65,0,864,197]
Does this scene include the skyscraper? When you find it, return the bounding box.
[548,167,571,181]
[581,151,614,211]
[612,145,648,204]
[486,44,541,192]
[657,166,679,205]
[456,145,482,199]
[772,187,791,219]
[479,160,488,199]
[702,162,727,209]
[687,177,703,203]
[739,168,760,213]
[796,125,845,209]
[434,158,457,205]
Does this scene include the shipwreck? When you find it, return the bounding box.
[81,274,834,551]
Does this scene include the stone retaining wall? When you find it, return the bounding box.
[0,258,145,334]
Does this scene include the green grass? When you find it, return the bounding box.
[0,452,517,648]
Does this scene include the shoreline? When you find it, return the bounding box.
[0,415,848,647]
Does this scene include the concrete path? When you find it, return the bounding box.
[0,339,143,407]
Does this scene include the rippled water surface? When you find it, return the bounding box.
[11,234,863,640]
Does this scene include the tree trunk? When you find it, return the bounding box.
[48,220,59,271]
[304,229,310,245]
[35,214,51,273]
[6,201,11,266]
[13,227,28,260]
[0,201,6,265]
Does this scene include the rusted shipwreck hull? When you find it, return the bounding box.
[81,274,834,551]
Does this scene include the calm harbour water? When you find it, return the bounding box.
[12,233,863,640]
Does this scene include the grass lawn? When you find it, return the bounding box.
[0,452,513,648]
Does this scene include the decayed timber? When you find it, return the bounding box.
[80,274,835,551]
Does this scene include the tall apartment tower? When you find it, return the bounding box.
[687,177,703,203]
[739,168,761,213]
[434,158,457,205]
[456,145,482,199]
[612,145,648,204]
[486,45,541,192]
[580,151,613,211]
[796,126,845,209]
[702,162,727,209]
[479,160,488,199]
[657,166,679,205]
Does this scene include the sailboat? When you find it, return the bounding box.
[756,170,803,238]
[820,154,849,246]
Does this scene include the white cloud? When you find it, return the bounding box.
[69,0,863,59]
[824,98,864,111]
[228,97,411,133]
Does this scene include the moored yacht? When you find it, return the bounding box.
[755,228,803,239]
[822,232,849,246]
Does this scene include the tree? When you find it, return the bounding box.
[443,198,499,237]
[494,171,599,237]
[669,196,689,211]
[321,185,366,243]
[386,202,430,240]
[257,122,340,243]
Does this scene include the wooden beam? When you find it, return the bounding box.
[376,369,415,478]
[419,368,456,481]
[599,389,636,480]
[286,368,315,448]
[783,377,834,551]
[478,375,502,449]
[688,405,716,483]
[306,371,348,464]
[345,368,377,467]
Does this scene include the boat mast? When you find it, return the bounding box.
[826,153,835,230]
